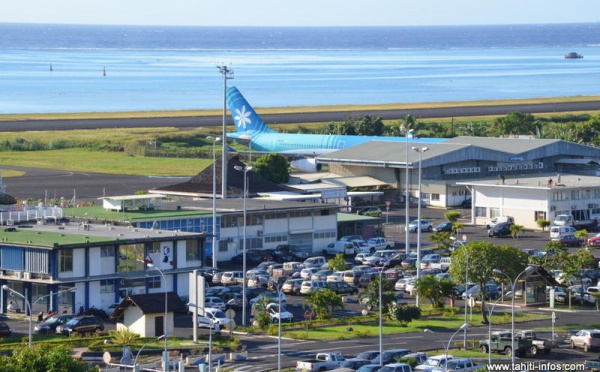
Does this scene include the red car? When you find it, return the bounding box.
[587,233,600,246]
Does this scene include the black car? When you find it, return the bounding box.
[0,322,12,337]
[326,281,359,295]
[433,222,454,232]
[55,315,104,335]
[461,198,472,208]
[34,314,75,334]
[488,222,513,237]
[275,244,309,260]
[262,249,293,263]
[231,251,264,265]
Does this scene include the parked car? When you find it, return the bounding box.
[551,234,582,247]
[325,281,359,295]
[249,291,287,305]
[221,271,244,285]
[248,249,274,262]
[433,222,454,232]
[275,244,309,260]
[282,278,305,295]
[55,315,104,335]
[488,222,513,237]
[231,251,264,265]
[197,308,231,328]
[301,267,321,279]
[587,233,600,246]
[312,269,334,280]
[461,198,472,208]
[204,296,227,310]
[34,314,75,334]
[408,219,433,232]
[247,274,270,288]
[266,303,294,323]
[327,271,345,283]
[0,322,12,337]
[570,329,600,352]
[357,206,382,217]
[300,279,328,295]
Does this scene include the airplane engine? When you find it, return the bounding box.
[290,158,322,173]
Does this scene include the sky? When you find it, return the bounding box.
[2,0,599,27]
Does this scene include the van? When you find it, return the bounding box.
[343,270,365,285]
[485,216,514,229]
[550,225,576,239]
[324,242,354,255]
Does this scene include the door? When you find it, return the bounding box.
[155,316,164,337]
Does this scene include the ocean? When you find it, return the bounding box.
[1,23,599,114]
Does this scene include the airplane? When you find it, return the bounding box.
[225,86,445,172]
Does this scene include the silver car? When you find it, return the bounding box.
[570,329,600,352]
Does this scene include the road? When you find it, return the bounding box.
[1,100,600,132]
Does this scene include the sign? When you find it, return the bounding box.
[226,319,236,331]
[102,351,111,364]
[462,234,467,242]
[321,188,347,199]
[225,309,236,319]
[304,310,311,321]
[386,200,391,208]
[468,297,475,308]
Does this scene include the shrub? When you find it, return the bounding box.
[444,211,461,222]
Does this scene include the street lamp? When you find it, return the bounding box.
[207,136,221,269]
[134,334,165,370]
[493,266,536,367]
[3,285,32,348]
[376,259,396,366]
[412,146,428,306]
[402,126,414,254]
[450,235,468,348]
[147,263,169,372]
[217,65,234,198]
[234,165,253,326]
[187,303,215,372]
[269,280,284,372]
[486,294,509,364]
[424,323,470,372]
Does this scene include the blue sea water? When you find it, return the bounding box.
[1,23,599,114]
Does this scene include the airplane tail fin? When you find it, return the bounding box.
[226,86,276,134]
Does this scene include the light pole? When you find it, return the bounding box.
[234,165,253,326]
[424,323,470,372]
[187,303,214,372]
[412,146,428,306]
[217,65,234,199]
[207,136,221,269]
[486,294,508,364]
[269,280,284,372]
[450,235,468,348]
[134,334,165,370]
[402,127,414,254]
[493,266,535,367]
[377,260,394,366]
[3,285,32,348]
[147,263,168,372]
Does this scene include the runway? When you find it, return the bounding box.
[1,100,600,132]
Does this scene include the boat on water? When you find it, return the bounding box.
[565,52,583,59]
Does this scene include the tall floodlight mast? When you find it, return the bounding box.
[217,65,234,198]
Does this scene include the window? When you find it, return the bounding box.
[431,193,440,201]
[101,247,115,257]
[118,244,145,273]
[218,240,229,252]
[148,276,161,289]
[59,249,73,272]
[475,207,486,218]
[220,215,237,228]
[185,239,200,261]
[490,208,500,218]
[100,280,114,294]
[149,242,161,254]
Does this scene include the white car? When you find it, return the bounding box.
[204,296,226,310]
[327,271,345,283]
[249,291,287,305]
[266,303,294,323]
[197,308,231,328]
[301,267,320,279]
[408,219,433,232]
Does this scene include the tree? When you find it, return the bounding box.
[251,153,289,183]
[358,278,396,312]
[109,328,140,346]
[429,231,452,253]
[0,344,91,372]
[388,303,421,327]
[448,241,528,324]
[444,211,461,222]
[415,275,457,308]
[305,289,343,320]
[327,253,348,272]
[510,224,524,239]
[355,115,384,136]
[491,112,538,136]
[536,219,551,231]
[250,295,273,329]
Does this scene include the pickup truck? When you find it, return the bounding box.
[586,356,600,371]
[296,352,345,372]
[516,329,557,355]
[366,237,395,253]
[479,331,532,357]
